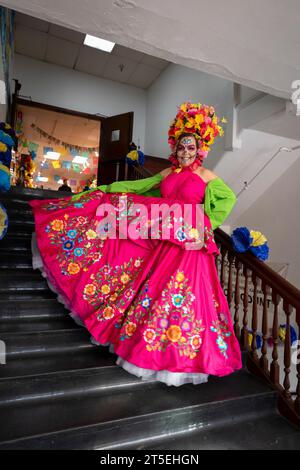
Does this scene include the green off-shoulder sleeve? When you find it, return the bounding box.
[105,173,163,197]
[72,173,163,201]
[204,177,237,230]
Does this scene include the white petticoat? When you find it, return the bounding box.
[31,232,209,387]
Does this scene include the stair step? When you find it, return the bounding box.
[0,368,277,448]
[0,235,31,252]
[1,198,32,209]
[6,220,34,237]
[0,271,49,296]
[1,187,71,201]
[0,317,77,333]
[0,295,79,332]
[0,291,77,333]
[132,409,300,451]
[1,203,33,221]
[0,252,33,269]
[0,328,114,378]
[0,298,69,320]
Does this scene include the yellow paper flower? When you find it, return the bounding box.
[250,230,267,247]
[185,120,195,129]
[195,114,204,125]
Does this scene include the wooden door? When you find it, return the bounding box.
[98,112,133,185]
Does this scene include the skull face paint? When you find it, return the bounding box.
[176,135,197,167]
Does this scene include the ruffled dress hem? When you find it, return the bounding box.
[31,232,210,387]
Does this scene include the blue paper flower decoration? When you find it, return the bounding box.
[126,149,145,166]
[247,330,262,349]
[0,130,14,147]
[279,324,297,346]
[231,227,253,253]
[231,226,269,261]
[249,243,269,261]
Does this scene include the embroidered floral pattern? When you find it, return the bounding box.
[45,214,104,275]
[40,191,104,212]
[210,313,232,359]
[212,292,219,309]
[82,257,145,321]
[118,270,205,360]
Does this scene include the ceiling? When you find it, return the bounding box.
[4,0,300,99]
[14,11,170,89]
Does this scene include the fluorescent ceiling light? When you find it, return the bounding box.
[84,34,115,53]
[45,151,60,160]
[73,155,88,164]
[36,176,48,182]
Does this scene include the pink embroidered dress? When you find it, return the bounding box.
[30,166,242,386]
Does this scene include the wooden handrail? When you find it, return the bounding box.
[215,227,300,427]
[215,228,300,315]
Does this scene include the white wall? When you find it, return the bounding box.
[145,63,233,165]
[232,155,300,289]
[13,53,147,148]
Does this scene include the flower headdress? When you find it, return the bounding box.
[168,102,226,170]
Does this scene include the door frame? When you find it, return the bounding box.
[12,97,103,187]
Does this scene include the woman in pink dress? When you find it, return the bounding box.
[30,102,242,386]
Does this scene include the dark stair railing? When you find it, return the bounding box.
[214,228,300,427]
[126,163,154,180]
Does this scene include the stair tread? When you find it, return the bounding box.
[2,394,298,450]
[133,410,300,450]
[0,348,116,379]
[0,363,271,404]
[1,188,71,200]
[0,368,276,447]
[0,298,68,318]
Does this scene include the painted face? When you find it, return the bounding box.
[176,136,197,167]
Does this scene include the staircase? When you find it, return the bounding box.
[0,188,299,450]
